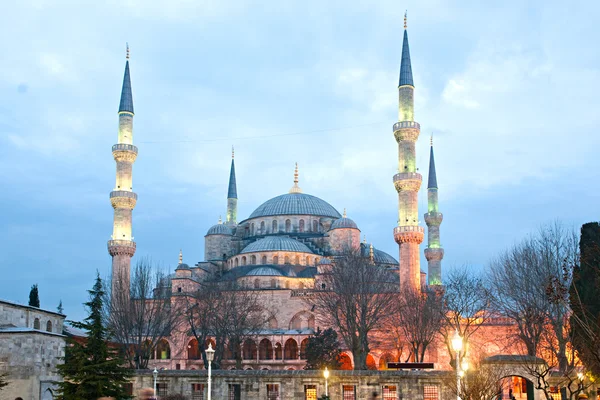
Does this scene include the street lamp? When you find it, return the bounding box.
[451,330,463,400]
[152,368,158,399]
[205,343,215,400]
[323,367,330,397]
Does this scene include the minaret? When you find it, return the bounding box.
[424,137,444,285]
[393,13,424,291]
[225,147,238,227]
[108,44,137,300]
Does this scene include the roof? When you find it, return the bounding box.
[176,262,190,270]
[248,193,341,220]
[319,258,332,265]
[206,223,233,236]
[241,237,313,254]
[0,299,66,317]
[330,217,359,230]
[399,29,414,87]
[220,264,315,280]
[427,145,438,189]
[360,243,399,265]
[228,158,237,199]
[119,60,134,113]
[246,267,283,276]
[0,326,66,338]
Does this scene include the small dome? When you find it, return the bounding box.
[206,223,233,236]
[246,267,283,276]
[330,217,358,230]
[241,237,313,254]
[360,243,398,265]
[176,263,190,270]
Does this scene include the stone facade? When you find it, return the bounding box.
[0,300,66,400]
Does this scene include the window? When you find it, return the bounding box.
[192,383,205,400]
[259,339,273,360]
[284,338,298,359]
[273,255,279,264]
[260,221,265,233]
[343,385,356,400]
[157,383,168,397]
[156,339,171,359]
[124,383,134,396]
[383,385,397,399]
[300,338,309,359]
[284,256,290,264]
[272,220,278,232]
[285,219,291,232]
[228,384,241,400]
[33,318,40,330]
[271,279,276,288]
[274,343,282,360]
[46,320,52,332]
[234,258,239,267]
[262,255,267,264]
[267,384,280,400]
[251,223,255,235]
[299,219,305,232]
[313,220,318,232]
[424,385,440,400]
[254,279,260,289]
[251,255,257,265]
[242,256,247,266]
[177,287,182,293]
[305,385,317,400]
[188,339,200,359]
[295,255,300,265]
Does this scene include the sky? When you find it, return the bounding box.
[0,0,598,321]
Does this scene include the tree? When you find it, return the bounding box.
[55,273,132,400]
[395,285,444,362]
[570,222,600,377]
[303,328,342,370]
[443,358,509,400]
[307,250,397,370]
[57,300,64,314]
[105,259,182,369]
[29,284,40,307]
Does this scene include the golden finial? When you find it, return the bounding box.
[294,162,299,184]
[430,133,433,147]
[218,215,222,224]
[369,243,374,263]
[404,11,407,30]
[232,145,234,159]
[179,249,183,264]
[343,208,347,218]
[289,162,302,194]
[126,43,130,60]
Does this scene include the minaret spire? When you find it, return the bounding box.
[424,139,444,285]
[393,16,424,292]
[109,45,138,302]
[289,162,302,194]
[226,147,238,227]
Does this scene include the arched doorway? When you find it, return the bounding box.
[366,354,377,370]
[187,338,200,359]
[284,339,298,359]
[259,339,273,360]
[243,339,257,360]
[339,353,353,370]
[499,376,534,400]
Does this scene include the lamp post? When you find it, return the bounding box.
[323,367,330,397]
[152,368,158,400]
[205,343,215,400]
[451,330,463,400]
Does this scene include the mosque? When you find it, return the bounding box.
[106,16,449,371]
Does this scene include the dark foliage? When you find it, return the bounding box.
[29,284,40,307]
[303,328,342,370]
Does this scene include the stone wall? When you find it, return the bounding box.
[0,300,64,334]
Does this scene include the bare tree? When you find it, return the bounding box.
[395,285,444,362]
[105,259,182,369]
[307,250,397,370]
[443,359,510,400]
[440,266,492,368]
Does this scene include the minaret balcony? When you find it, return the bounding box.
[110,190,137,209]
[393,172,422,192]
[112,144,138,163]
[393,121,420,142]
[107,239,136,257]
[394,225,424,244]
[424,247,444,262]
[424,211,443,226]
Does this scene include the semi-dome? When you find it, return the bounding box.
[246,267,283,276]
[330,217,358,230]
[241,237,313,254]
[248,193,341,220]
[360,243,398,265]
[206,223,233,236]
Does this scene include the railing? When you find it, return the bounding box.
[393,226,424,234]
[112,143,138,154]
[393,121,420,131]
[393,172,422,182]
[110,190,137,200]
[107,239,136,248]
[290,289,315,298]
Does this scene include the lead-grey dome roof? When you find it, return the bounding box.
[248,193,341,219]
[241,237,313,254]
[330,217,359,230]
[206,224,233,236]
[360,243,399,265]
[246,267,283,276]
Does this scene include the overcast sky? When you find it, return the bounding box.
[0,0,598,321]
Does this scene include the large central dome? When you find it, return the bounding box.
[248,193,341,219]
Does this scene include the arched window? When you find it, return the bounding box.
[234,258,239,267]
[300,338,309,359]
[243,339,257,360]
[284,256,290,264]
[259,339,273,360]
[290,314,302,330]
[261,255,267,264]
[156,339,171,360]
[306,256,311,266]
[379,353,394,370]
[273,255,279,264]
[270,279,276,288]
[299,219,305,232]
[284,339,298,359]
[366,354,377,370]
[269,317,278,329]
[272,220,278,232]
[254,279,260,289]
[242,256,247,266]
[250,255,256,265]
[251,223,255,235]
[295,255,300,265]
[188,338,200,359]
[33,318,40,330]
[260,221,265,233]
[143,339,154,359]
[274,343,282,360]
[339,353,353,370]
[46,320,52,332]
[285,219,291,232]
[313,220,318,232]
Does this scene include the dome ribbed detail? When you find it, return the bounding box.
[241,237,313,254]
[330,217,359,230]
[206,224,233,236]
[248,193,341,219]
[246,267,283,276]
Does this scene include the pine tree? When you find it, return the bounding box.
[29,284,40,307]
[57,300,64,314]
[56,273,132,400]
[303,328,342,370]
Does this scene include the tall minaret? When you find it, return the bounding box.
[424,137,443,285]
[225,147,237,227]
[393,13,424,291]
[108,44,137,299]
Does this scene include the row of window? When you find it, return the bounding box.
[247,219,320,236]
[32,317,53,333]
[155,383,440,400]
[232,255,320,267]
